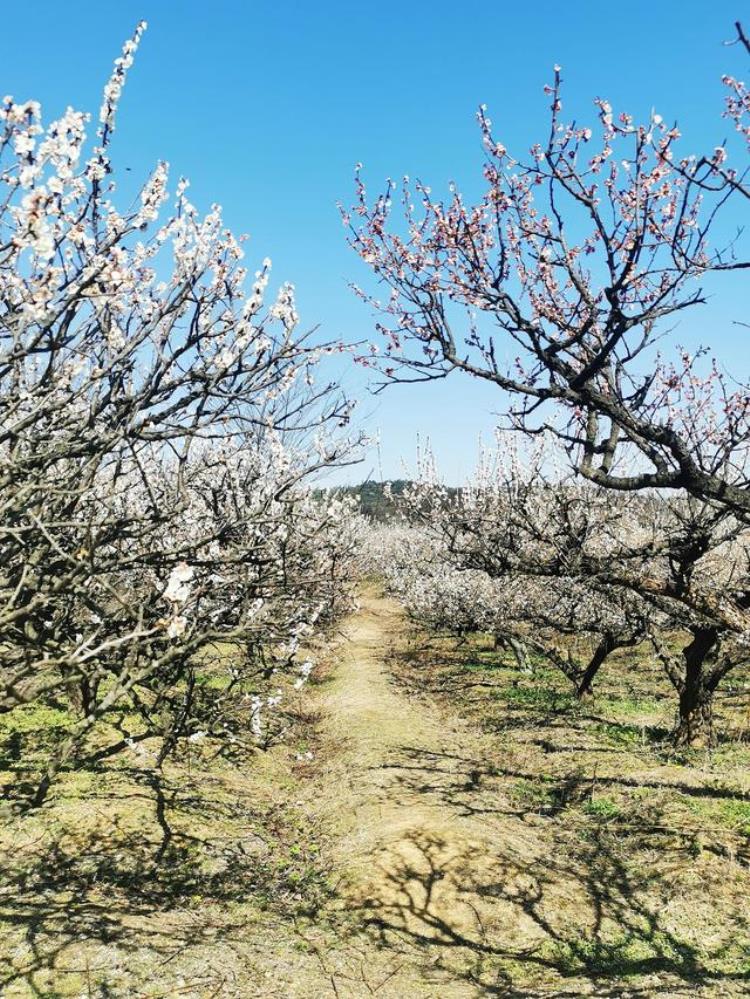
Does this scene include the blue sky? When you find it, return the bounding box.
[5,0,748,482]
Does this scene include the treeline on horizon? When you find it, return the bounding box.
[317,480,463,522]
[318,479,673,523]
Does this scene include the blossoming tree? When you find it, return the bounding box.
[0,24,362,805]
[345,24,750,518]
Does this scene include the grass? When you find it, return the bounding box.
[0,702,76,734]
[510,776,560,812]
[593,720,646,746]
[582,795,622,819]
[3,593,750,997]
[494,682,579,714]
[387,620,750,995]
[685,795,750,836]
[0,658,334,996]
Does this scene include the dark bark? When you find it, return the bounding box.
[671,628,718,747]
[576,634,617,698]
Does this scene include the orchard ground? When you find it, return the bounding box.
[1,587,749,997]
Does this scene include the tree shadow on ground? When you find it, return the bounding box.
[376,745,750,815]
[0,768,314,996]
[356,825,749,997]
[347,742,750,996]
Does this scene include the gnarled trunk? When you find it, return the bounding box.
[670,628,718,747]
[495,634,532,673]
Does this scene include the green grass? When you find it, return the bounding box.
[0,702,75,735]
[541,927,713,978]
[594,720,641,743]
[495,683,578,713]
[684,794,750,836]
[597,694,664,719]
[463,657,504,672]
[717,798,750,829]
[511,777,558,811]
[583,796,622,819]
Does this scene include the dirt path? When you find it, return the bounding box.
[298,592,557,997]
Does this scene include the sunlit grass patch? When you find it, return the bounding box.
[495,683,579,714]
[596,694,665,719]
[683,794,750,836]
[0,702,76,735]
[582,795,622,820]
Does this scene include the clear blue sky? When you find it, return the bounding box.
[5,0,748,482]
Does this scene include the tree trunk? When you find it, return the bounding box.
[507,636,532,674]
[576,634,616,699]
[496,634,532,673]
[671,628,718,747]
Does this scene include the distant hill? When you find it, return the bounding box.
[317,480,412,522]
[318,480,460,522]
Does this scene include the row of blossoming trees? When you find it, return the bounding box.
[350,26,750,746]
[0,24,363,806]
[365,439,749,744]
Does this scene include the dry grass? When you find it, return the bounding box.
[369,609,750,996]
[1,589,749,997]
[0,670,339,996]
